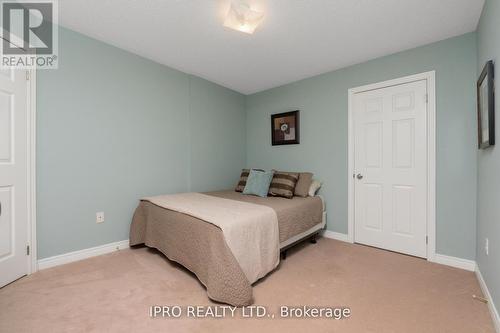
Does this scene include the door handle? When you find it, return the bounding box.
[356,173,363,180]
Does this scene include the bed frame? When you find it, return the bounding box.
[279,210,326,260]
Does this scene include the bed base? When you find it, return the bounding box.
[279,211,326,260]
[280,233,319,260]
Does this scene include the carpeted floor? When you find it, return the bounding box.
[0,238,494,333]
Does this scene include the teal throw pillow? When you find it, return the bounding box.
[242,169,274,197]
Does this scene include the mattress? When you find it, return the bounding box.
[206,190,323,243]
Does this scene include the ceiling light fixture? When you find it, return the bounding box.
[223,0,264,34]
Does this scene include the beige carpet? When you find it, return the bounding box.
[0,238,494,333]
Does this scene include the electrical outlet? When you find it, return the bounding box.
[485,238,489,256]
[96,212,105,224]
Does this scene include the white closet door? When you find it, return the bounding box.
[353,79,428,258]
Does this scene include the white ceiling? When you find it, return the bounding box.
[59,0,485,95]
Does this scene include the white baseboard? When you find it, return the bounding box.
[432,254,476,271]
[322,230,351,243]
[476,264,500,333]
[37,239,129,270]
[322,231,476,272]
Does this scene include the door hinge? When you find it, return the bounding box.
[426,236,428,245]
[26,245,30,255]
[26,71,30,81]
[425,94,428,103]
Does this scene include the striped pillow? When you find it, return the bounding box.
[268,171,299,198]
[235,169,264,192]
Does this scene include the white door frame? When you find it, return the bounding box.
[27,68,37,274]
[347,71,436,262]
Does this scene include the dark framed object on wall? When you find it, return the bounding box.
[477,60,495,149]
[271,110,300,145]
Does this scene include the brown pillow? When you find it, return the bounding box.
[268,171,299,198]
[235,169,250,192]
[294,172,313,197]
[235,169,264,192]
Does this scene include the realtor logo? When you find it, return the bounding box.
[1,0,58,69]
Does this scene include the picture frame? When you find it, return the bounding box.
[271,111,300,145]
[477,60,495,149]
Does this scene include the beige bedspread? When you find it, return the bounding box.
[208,191,323,243]
[129,190,323,306]
[142,192,279,283]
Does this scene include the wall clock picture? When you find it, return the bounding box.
[477,60,495,149]
[271,111,300,145]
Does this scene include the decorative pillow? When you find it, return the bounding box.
[235,169,250,192]
[294,172,313,197]
[235,168,264,192]
[308,179,322,197]
[268,171,299,199]
[243,169,274,197]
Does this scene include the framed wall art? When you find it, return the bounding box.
[477,60,495,149]
[271,111,299,146]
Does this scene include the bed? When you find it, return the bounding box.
[129,190,326,306]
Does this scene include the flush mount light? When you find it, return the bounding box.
[223,0,264,34]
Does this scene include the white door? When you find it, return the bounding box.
[0,68,29,287]
[353,79,428,258]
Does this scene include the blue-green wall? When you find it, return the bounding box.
[37,28,245,259]
[38,27,481,263]
[476,0,500,316]
[188,76,246,192]
[246,33,478,260]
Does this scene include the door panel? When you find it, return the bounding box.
[0,90,13,162]
[354,80,427,258]
[364,122,383,168]
[392,185,413,235]
[392,118,414,168]
[363,184,383,231]
[0,186,13,259]
[0,69,29,287]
